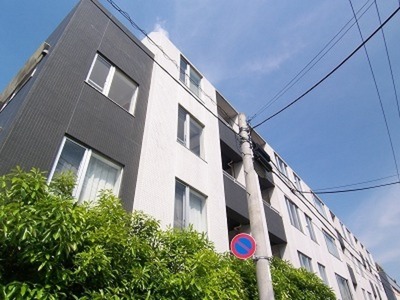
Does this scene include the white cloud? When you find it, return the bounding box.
[347,186,400,279]
[243,50,295,74]
[153,20,169,38]
[242,43,304,75]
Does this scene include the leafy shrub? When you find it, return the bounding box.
[0,168,335,299]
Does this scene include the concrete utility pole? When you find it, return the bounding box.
[238,113,275,300]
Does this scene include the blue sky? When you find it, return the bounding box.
[1,0,399,281]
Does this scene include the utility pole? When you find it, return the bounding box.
[238,113,275,300]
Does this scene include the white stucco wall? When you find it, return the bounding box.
[135,32,229,252]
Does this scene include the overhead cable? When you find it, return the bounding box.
[373,0,400,139]
[96,0,241,135]
[313,174,398,191]
[252,5,400,129]
[302,181,400,194]
[249,0,375,121]
[347,0,400,181]
[104,0,240,127]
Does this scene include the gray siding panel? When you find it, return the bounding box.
[224,173,287,244]
[218,119,241,157]
[224,173,248,219]
[0,0,154,211]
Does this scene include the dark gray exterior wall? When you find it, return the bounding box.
[223,174,287,244]
[0,0,154,211]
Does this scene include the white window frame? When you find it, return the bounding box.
[347,229,355,247]
[86,53,138,114]
[177,106,204,158]
[336,274,353,300]
[305,214,318,242]
[318,263,329,285]
[174,180,207,233]
[340,222,349,241]
[313,193,327,218]
[285,197,303,232]
[49,137,122,203]
[298,251,313,272]
[293,172,302,191]
[275,154,288,177]
[179,56,202,98]
[323,230,340,259]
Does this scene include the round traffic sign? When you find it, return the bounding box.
[230,233,256,260]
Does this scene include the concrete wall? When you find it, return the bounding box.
[136,32,229,252]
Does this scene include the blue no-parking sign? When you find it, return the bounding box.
[230,233,256,260]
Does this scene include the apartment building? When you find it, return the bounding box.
[0,0,391,299]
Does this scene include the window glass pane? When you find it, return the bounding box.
[305,215,317,242]
[108,70,137,112]
[189,68,201,97]
[55,139,85,176]
[298,252,313,272]
[189,190,206,232]
[177,108,186,143]
[88,55,111,91]
[275,155,288,177]
[336,274,353,300]
[179,59,187,83]
[189,119,202,156]
[79,155,120,202]
[286,198,302,231]
[324,231,340,258]
[314,195,327,217]
[174,181,185,229]
[318,264,329,284]
[294,173,302,190]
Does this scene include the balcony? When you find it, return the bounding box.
[223,171,287,245]
[219,119,241,159]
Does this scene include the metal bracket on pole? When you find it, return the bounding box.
[253,256,272,262]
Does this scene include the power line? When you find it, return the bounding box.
[252,5,400,129]
[313,174,398,191]
[103,0,239,127]
[94,0,242,137]
[374,0,400,139]
[249,0,375,122]
[347,0,400,182]
[301,181,400,194]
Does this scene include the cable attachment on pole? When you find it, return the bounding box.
[253,256,272,262]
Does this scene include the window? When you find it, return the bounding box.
[275,154,288,177]
[318,263,329,285]
[367,291,373,300]
[50,138,122,203]
[340,222,349,240]
[336,274,353,300]
[87,53,138,113]
[305,214,317,242]
[347,229,355,247]
[286,197,302,231]
[313,194,327,218]
[177,106,204,157]
[179,57,202,97]
[174,180,207,232]
[323,230,340,258]
[362,288,368,300]
[293,173,302,191]
[298,252,313,272]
